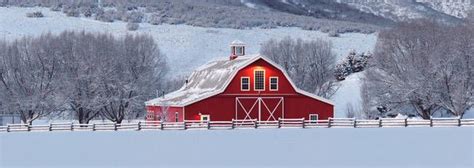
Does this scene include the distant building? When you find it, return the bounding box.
[145,41,334,122]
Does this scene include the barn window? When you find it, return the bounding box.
[175,112,179,122]
[254,70,265,91]
[270,77,278,91]
[241,77,250,91]
[201,115,210,122]
[309,114,318,123]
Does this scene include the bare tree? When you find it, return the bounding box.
[99,34,167,124]
[363,20,473,119]
[58,31,111,124]
[433,24,474,118]
[0,34,65,125]
[261,37,338,99]
[0,31,168,124]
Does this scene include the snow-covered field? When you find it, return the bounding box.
[1,127,473,168]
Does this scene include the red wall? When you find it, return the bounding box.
[146,106,184,122]
[147,58,333,121]
[224,59,296,94]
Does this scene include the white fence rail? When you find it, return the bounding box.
[1,118,473,133]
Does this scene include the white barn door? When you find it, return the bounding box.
[235,97,284,121]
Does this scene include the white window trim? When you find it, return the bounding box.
[200,115,210,122]
[241,77,250,91]
[309,114,319,123]
[236,46,244,55]
[269,76,278,91]
[254,69,265,91]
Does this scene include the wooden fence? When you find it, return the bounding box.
[1,117,473,133]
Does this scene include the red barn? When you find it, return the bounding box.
[145,41,334,122]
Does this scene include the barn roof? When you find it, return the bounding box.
[145,54,334,107]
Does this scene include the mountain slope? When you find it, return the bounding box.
[417,0,473,18]
[336,0,463,23]
[240,0,395,26]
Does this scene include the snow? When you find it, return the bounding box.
[0,7,377,116]
[0,7,377,74]
[240,0,258,9]
[333,72,365,118]
[1,127,473,168]
[145,56,255,106]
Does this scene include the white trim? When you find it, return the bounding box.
[182,107,186,122]
[269,76,278,91]
[146,55,334,106]
[240,77,250,91]
[253,69,265,91]
[200,115,210,121]
[309,114,319,123]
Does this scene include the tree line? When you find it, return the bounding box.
[0,31,167,124]
[362,19,473,119]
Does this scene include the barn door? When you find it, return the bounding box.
[260,97,284,121]
[235,97,284,121]
[235,97,259,121]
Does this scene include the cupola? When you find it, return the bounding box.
[229,40,245,60]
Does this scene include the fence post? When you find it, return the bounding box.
[430,118,433,127]
[27,124,31,132]
[353,118,357,128]
[254,120,258,129]
[458,118,461,127]
[160,122,164,130]
[328,118,332,128]
[207,121,210,130]
[137,121,142,131]
[114,123,118,131]
[49,123,52,131]
[71,123,74,131]
[7,125,10,132]
[278,118,281,128]
[378,119,382,127]
[183,121,187,130]
[404,118,408,127]
[92,123,96,131]
[302,119,305,128]
[231,119,235,129]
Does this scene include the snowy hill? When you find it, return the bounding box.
[0,7,376,73]
[333,72,364,117]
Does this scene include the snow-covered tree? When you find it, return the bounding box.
[261,37,338,99]
[334,50,372,80]
[363,20,473,119]
[0,31,168,124]
[98,34,167,124]
[0,34,65,125]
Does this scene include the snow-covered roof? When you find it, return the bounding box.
[230,40,245,46]
[145,54,334,107]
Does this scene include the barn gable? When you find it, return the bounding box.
[146,54,333,107]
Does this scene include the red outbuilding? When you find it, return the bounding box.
[145,41,334,122]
